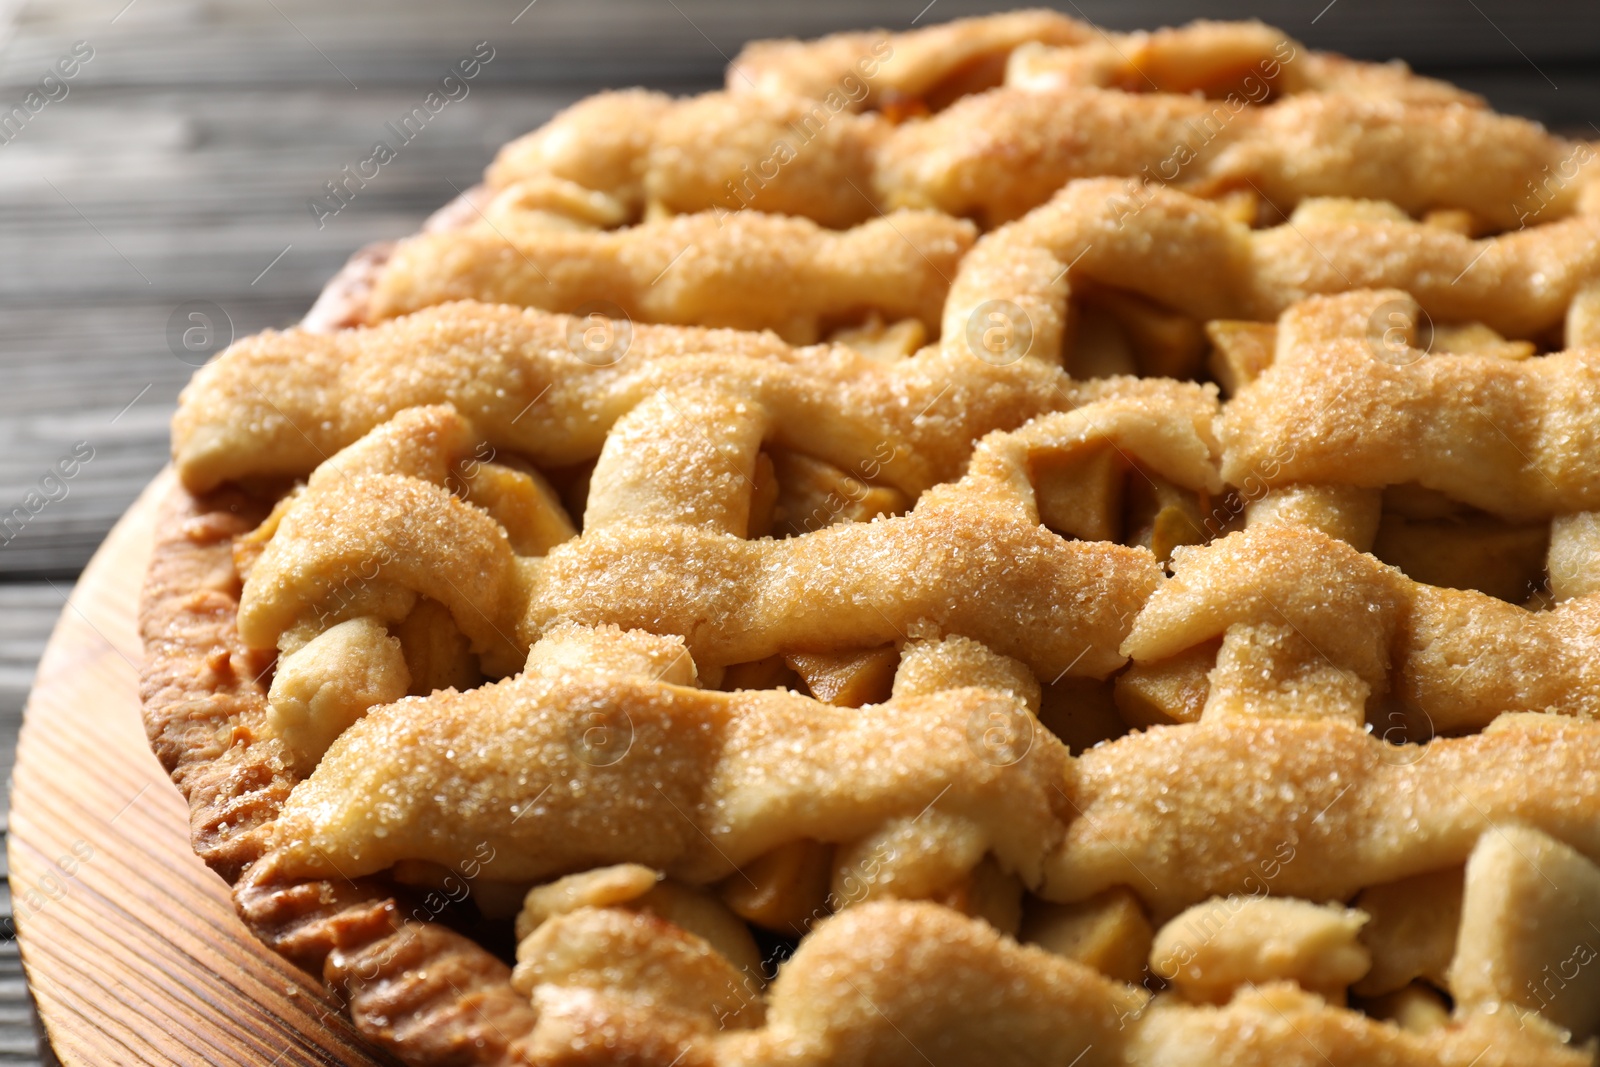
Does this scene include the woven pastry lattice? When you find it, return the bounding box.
[141,12,1600,1067]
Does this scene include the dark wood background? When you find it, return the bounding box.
[0,0,1593,1060]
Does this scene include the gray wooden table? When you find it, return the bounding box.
[0,0,1592,1061]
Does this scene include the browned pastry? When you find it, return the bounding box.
[943,182,1600,365]
[141,10,1600,1067]
[1220,290,1600,516]
[363,209,976,337]
[733,14,1479,109]
[475,84,1587,235]
[480,17,1582,230]
[311,15,1596,331]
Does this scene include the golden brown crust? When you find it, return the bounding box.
[728,9,1093,107]
[734,15,1481,113]
[138,485,286,879]
[363,209,975,339]
[942,181,1600,365]
[1003,19,1482,106]
[1123,523,1600,732]
[1053,714,1600,917]
[141,486,590,1067]
[172,300,1180,498]
[879,88,1576,227]
[141,480,1598,1067]
[481,78,1583,236]
[1222,292,1600,515]
[140,10,1600,1067]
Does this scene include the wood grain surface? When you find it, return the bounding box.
[0,0,1592,1062]
[8,470,389,1067]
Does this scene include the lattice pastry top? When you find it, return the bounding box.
[141,10,1600,1067]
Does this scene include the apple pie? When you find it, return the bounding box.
[141,11,1600,1066]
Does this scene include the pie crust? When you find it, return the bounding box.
[142,12,1600,1066]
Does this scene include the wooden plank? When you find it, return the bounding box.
[0,9,49,1058]
[0,942,43,1065]
[0,86,589,301]
[0,411,170,578]
[0,586,63,821]
[0,87,587,213]
[0,583,70,1067]
[2,0,1598,84]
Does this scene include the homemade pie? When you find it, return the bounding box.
[140,11,1600,1066]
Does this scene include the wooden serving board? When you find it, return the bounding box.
[8,470,390,1067]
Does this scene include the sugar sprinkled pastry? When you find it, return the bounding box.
[144,11,1600,1066]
